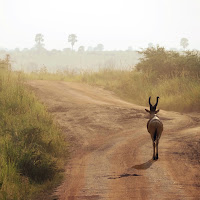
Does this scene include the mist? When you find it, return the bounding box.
[0,0,200,71]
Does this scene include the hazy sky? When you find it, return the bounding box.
[0,0,200,50]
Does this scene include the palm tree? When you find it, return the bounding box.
[35,33,44,50]
[68,34,77,50]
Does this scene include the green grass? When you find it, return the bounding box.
[0,61,68,199]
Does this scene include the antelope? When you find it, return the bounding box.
[145,96,163,160]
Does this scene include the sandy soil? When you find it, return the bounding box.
[28,80,200,200]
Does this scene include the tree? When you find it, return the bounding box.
[148,43,153,48]
[35,33,44,50]
[78,46,85,52]
[63,48,71,53]
[87,46,93,51]
[94,44,104,51]
[135,46,200,78]
[68,34,77,50]
[127,46,133,51]
[180,38,189,50]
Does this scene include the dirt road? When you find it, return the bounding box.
[29,80,200,200]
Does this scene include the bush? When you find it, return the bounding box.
[135,46,200,79]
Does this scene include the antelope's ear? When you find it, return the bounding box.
[155,109,160,114]
[145,109,150,113]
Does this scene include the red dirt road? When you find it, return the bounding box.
[29,80,200,200]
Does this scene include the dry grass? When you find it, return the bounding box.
[26,48,200,112]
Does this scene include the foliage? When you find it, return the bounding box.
[77,68,200,112]
[135,46,200,79]
[35,33,45,50]
[0,55,11,71]
[25,47,200,112]
[0,57,68,199]
[180,38,189,49]
[78,46,85,52]
[94,44,104,51]
[0,49,140,72]
[68,34,77,50]
[77,47,200,112]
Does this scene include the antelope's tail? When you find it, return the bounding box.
[153,129,157,142]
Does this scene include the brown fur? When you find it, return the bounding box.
[145,96,163,160]
[147,114,163,160]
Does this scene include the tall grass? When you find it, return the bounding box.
[79,48,200,112]
[27,66,82,82]
[0,58,68,199]
[25,47,200,112]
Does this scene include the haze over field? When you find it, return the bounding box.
[0,0,200,51]
[1,1,200,199]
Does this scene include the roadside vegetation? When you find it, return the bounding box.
[27,47,200,112]
[0,56,68,199]
[79,47,200,112]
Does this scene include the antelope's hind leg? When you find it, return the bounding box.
[156,139,159,160]
[153,141,156,160]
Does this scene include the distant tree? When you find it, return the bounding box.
[14,48,20,52]
[35,33,44,50]
[170,48,178,51]
[180,38,189,50]
[78,46,85,52]
[135,46,200,78]
[94,44,104,51]
[87,46,93,51]
[63,48,71,53]
[0,54,11,70]
[127,46,133,51]
[22,48,29,52]
[68,34,77,50]
[51,49,60,54]
[148,43,153,48]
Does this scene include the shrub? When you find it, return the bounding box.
[135,46,200,79]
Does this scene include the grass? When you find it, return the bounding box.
[77,48,200,112]
[0,60,68,199]
[26,67,82,82]
[78,68,200,112]
[26,48,200,112]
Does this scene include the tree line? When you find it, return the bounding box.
[34,33,189,52]
[34,33,104,52]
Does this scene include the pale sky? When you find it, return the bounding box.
[0,0,200,50]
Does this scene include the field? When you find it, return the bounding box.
[0,47,200,199]
[0,50,140,72]
[27,47,200,112]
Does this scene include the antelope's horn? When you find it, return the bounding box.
[149,96,154,111]
[149,96,152,107]
[154,96,159,108]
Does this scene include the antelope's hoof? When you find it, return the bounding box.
[153,156,158,160]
